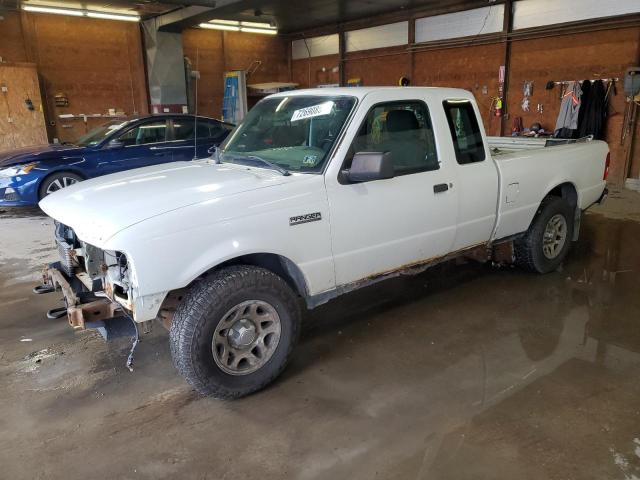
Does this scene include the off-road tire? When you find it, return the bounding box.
[169,265,301,399]
[514,195,575,274]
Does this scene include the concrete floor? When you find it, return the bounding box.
[1,190,640,480]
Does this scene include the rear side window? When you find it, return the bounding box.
[196,120,226,140]
[118,120,167,146]
[443,100,485,164]
[173,119,227,141]
[173,119,195,140]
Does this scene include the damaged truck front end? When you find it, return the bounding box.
[35,221,139,342]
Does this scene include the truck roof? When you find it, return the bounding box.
[269,86,475,100]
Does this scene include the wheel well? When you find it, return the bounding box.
[158,254,310,330]
[544,182,580,241]
[38,169,86,199]
[218,253,309,299]
[546,182,577,208]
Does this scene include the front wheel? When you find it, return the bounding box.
[169,265,301,399]
[39,172,83,199]
[515,196,575,273]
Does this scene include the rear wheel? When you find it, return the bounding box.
[39,172,82,199]
[515,196,575,273]
[169,265,301,399]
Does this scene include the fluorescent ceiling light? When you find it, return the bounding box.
[87,11,139,21]
[212,19,240,26]
[240,21,273,29]
[23,3,140,21]
[240,27,277,35]
[23,5,84,16]
[199,23,240,31]
[202,19,277,34]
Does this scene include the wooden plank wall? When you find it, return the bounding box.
[0,62,48,151]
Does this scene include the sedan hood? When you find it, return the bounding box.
[39,161,293,246]
[0,144,85,168]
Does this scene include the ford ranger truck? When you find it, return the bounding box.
[36,87,609,399]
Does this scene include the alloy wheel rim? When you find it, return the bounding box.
[542,213,567,259]
[212,300,282,376]
[46,177,78,195]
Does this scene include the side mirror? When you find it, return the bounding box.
[207,145,218,155]
[346,151,394,183]
[106,139,124,149]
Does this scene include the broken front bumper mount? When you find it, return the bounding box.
[36,262,136,341]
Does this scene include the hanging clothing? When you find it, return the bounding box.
[577,80,607,140]
[576,80,592,138]
[554,81,582,138]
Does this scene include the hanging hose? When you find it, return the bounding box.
[124,313,140,372]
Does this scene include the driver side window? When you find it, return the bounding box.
[118,120,167,146]
[347,101,439,176]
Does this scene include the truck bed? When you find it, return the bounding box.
[487,136,593,154]
[489,137,609,240]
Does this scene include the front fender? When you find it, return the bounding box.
[101,175,335,308]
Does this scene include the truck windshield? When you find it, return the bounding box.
[219,95,357,173]
[75,120,129,147]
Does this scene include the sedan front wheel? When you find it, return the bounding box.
[39,172,83,199]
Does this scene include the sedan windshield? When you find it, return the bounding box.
[219,95,356,173]
[75,120,129,147]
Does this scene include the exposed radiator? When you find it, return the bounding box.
[57,240,76,277]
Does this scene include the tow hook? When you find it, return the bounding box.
[46,307,67,319]
[33,284,56,295]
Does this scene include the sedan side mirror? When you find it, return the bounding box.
[207,145,219,155]
[346,151,395,183]
[106,139,124,149]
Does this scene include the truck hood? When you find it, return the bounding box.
[0,144,85,168]
[39,161,293,246]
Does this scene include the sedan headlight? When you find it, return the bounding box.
[0,163,36,178]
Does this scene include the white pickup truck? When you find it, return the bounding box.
[37,87,609,398]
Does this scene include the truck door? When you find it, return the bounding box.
[325,94,459,287]
[442,99,499,250]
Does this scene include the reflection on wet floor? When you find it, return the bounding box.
[0,212,639,479]
[297,213,640,479]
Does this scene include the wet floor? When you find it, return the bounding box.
[0,208,639,479]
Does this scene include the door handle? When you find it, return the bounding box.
[433,183,449,193]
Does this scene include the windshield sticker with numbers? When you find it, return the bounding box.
[290,101,334,122]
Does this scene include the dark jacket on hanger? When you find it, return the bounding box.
[575,80,592,138]
[578,80,607,140]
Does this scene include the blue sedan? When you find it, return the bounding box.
[0,114,233,207]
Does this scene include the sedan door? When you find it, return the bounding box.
[325,93,459,287]
[99,119,172,175]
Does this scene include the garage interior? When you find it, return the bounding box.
[1,0,640,478]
